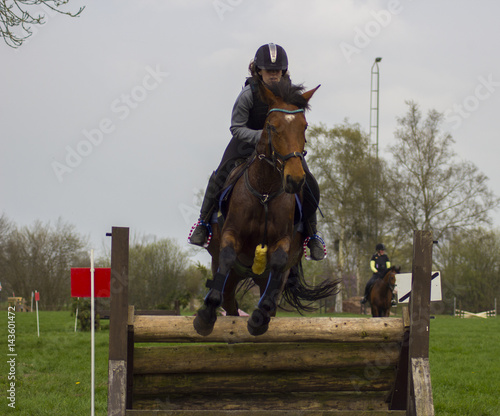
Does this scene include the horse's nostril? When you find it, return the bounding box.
[285,175,305,193]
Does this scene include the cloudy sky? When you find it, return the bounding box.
[2,0,499,262]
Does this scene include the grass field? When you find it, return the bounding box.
[1,309,499,416]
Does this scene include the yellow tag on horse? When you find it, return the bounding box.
[252,244,268,275]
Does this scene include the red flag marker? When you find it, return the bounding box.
[71,268,111,298]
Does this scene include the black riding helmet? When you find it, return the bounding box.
[254,43,288,72]
[376,243,386,251]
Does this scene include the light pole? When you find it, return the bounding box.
[370,57,382,244]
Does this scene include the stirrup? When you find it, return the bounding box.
[303,234,327,261]
[188,220,212,248]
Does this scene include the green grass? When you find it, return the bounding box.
[1,310,498,415]
[1,310,109,416]
[429,315,500,416]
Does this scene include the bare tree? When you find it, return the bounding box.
[128,237,193,310]
[437,227,500,313]
[3,218,88,309]
[1,0,84,48]
[383,101,499,241]
[306,121,383,297]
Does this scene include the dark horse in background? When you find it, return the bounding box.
[369,266,400,317]
[194,80,339,336]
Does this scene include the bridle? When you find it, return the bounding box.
[260,108,306,172]
[384,269,397,293]
[244,107,307,249]
[247,106,306,203]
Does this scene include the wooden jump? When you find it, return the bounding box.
[107,227,435,416]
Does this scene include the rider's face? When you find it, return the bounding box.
[260,69,282,85]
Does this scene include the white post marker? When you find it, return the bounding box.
[35,290,40,337]
[75,298,79,332]
[90,249,95,416]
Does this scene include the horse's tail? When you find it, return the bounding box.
[281,262,341,313]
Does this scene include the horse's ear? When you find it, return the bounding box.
[258,82,278,106]
[302,84,321,103]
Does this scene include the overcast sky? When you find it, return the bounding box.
[2,0,499,262]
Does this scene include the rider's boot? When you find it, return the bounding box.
[305,213,325,261]
[360,284,370,304]
[189,172,220,247]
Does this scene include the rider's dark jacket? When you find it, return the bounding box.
[370,253,391,276]
[216,77,320,220]
[230,78,269,143]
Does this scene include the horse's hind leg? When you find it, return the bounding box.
[247,247,287,336]
[194,244,237,336]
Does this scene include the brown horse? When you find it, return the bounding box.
[194,80,338,336]
[369,266,400,317]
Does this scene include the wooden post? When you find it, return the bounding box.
[107,227,129,416]
[407,230,434,416]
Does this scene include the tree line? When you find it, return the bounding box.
[0,216,205,311]
[1,101,499,313]
[305,100,500,313]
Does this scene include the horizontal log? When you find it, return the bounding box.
[134,342,401,374]
[127,409,406,415]
[133,316,404,343]
[132,391,392,412]
[133,367,396,395]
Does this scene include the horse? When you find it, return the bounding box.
[369,266,400,317]
[193,80,339,337]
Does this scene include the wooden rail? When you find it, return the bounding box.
[107,228,435,416]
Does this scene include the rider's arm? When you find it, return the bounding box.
[229,86,262,145]
[386,260,391,269]
[370,260,377,273]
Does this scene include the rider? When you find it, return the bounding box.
[188,43,325,261]
[360,243,391,304]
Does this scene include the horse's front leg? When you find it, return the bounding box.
[194,233,239,336]
[221,271,240,316]
[247,243,289,336]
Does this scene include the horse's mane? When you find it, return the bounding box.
[264,79,311,110]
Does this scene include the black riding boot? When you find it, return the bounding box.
[305,213,325,261]
[189,172,220,247]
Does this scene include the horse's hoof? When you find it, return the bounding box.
[247,308,270,336]
[193,306,217,336]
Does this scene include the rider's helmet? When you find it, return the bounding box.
[376,243,385,251]
[254,43,288,72]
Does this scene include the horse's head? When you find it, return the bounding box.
[258,81,320,194]
[385,266,400,289]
